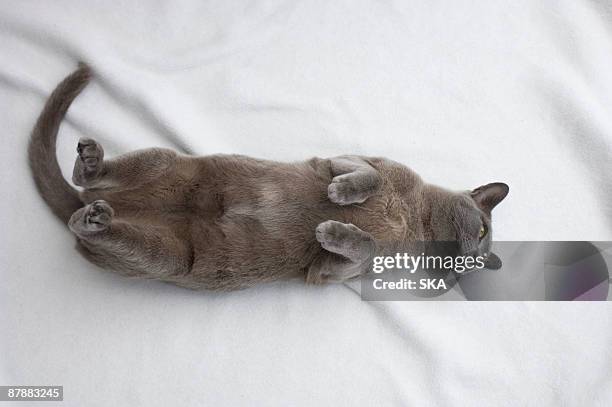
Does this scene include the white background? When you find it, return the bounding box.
[1,1,611,405]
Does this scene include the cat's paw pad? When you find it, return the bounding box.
[73,138,104,187]
[327,175,364,205]
[69,200,114,234]
[77,138,104,169]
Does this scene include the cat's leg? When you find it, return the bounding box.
[307,220,376,284]
[72,138,179,190]
[327,156,382,205]
[306,254,363,284]
[68,200,192,279]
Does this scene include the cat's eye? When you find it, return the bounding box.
[479,225,487,239]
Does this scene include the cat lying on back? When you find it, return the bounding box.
[29,64,509,291]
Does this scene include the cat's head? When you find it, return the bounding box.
[428,182,509,270]
[454,182,509,270]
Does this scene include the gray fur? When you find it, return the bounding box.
[28,63,90,222]
[29,65,509,291]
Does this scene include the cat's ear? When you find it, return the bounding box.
[470,182,509,213]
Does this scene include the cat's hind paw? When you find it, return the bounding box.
[69,200,114,235]
[72,138,104,187]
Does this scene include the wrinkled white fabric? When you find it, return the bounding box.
[1,1,611,406]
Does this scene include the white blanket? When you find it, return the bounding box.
[1,1,611,405]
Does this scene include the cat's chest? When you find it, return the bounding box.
[346,193,424,242]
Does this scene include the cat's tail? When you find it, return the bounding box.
[28,63,91,224]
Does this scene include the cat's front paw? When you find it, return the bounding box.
[72,138,104,187]
[327,175,364,205]
[315,220,374,262]
[68,200,114,235]
[327,173,377,205]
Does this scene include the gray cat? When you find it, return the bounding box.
[29,64,509,291]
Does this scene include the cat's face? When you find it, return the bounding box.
[423,182,508,270]
[452,182,509,270]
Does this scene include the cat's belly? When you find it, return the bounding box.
[188,158,338,287]
[187,207,326,289]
